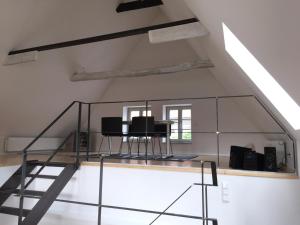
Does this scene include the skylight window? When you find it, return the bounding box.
[222,23,300,130]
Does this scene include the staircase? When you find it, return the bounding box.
[0,160,77,225]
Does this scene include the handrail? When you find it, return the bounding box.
[21,101,78,154]
[24,132,74,189]
[85,94,255,105]
[18,101,78,224]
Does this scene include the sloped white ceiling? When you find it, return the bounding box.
[0,0,159,137]
[1,0,299,142]
[161,0,300,138]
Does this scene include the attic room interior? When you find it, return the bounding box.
[0,0,300,225]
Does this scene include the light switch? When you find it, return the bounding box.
[221,181,230,203]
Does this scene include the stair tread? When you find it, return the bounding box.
[21,165,76,225]
[0,206,31,217]
[30,161,74,167]
[14,189,45,197]
[27,174,58,179]
[0,164,36,206]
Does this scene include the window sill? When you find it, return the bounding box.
[165,140,192,144]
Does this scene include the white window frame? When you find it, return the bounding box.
[164,104,192,143]
[122,106,152,141]
[127,106,152,121]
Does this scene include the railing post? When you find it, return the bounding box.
[145,100,149,164]
[215,97,220,167]
[76,102,82,168]
[18,150,27,225]
[98,157,104,225]
[87,103,91,161]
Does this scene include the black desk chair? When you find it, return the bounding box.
[129,116,155,157]
[99,117,127,156]
[154,124,173,158]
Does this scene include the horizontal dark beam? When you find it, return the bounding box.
[9,18,198,55]
[116,0,163,13]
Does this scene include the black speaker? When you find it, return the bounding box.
[229,146,252,169]
[243,150,258,171]
[264,147,277,172]
[257,152,265,171]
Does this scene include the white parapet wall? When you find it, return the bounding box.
[0,165,299,225]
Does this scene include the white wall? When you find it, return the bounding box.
[0,165,299,225]
[0,137,5,153]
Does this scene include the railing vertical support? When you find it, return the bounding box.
[201,161,205,225]
[215,98,220,167]
[98,157,104,225]
[205,185,208,225]
[145,100,149,164]
[87,103,91,161]
[18,151,27,225]
[76,102,82,168]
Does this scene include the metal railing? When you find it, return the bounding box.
[16,94,297,224]
[98,157,219,225]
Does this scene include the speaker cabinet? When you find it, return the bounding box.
[257,153,265,171]
[243,151,258,171]
[264,147,277,172]
[229,146,252,169]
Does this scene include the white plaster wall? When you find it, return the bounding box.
[0,136,5,153]
[0,165,299,225]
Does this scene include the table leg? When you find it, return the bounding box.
[166,125,170,156]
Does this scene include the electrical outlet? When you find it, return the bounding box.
[221,181,230,203]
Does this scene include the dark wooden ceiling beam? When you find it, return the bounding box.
[116,0,163,13]
[8,18,198,55]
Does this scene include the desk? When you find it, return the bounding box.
[122,120,174,156]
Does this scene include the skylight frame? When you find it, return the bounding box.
[222,23,300,130]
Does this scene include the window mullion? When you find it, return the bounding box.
[179,109,182,140]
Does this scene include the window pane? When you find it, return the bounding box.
[182,130,192,140]
[171,132,179,140]
[171,122,179,139]
[169,109,178,119]
[182,109,191,119]
[130,111,140,120]
[142,110,152,116]
[171,122,178,131]
[182,120,191,130]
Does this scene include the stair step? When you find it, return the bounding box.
[0,164,36,206]
[32,161,70,167]
[27,174,58,180]
[21,165,76,225]
[0,206,31,217]
[13,190,45,197]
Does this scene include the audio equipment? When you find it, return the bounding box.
[229,146,252,169]
[264,147,277,172]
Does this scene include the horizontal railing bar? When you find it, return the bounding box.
[21,195,216,222]
[86,95,255,105]
[90,131,286,135]
[220,131,286,134]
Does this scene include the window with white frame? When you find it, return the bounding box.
[122,106,152,141]
[127,106,152,121]
[165,105,192,142]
